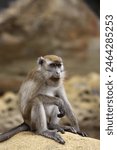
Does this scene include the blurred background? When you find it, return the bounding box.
[0,0,100,139]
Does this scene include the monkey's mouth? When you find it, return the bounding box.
[50,77,60,82]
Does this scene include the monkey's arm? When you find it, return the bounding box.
[56,87,80,131]
[57,87,87,136]
[37,94,65,117]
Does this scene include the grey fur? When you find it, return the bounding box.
[0,55,87,144]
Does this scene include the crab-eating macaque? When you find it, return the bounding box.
[0,55,87,144]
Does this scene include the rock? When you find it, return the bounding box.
[0,132,100,150]
[63,73,100,138]
[0,92,23,133]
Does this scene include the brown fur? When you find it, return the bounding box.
[44,55,62,62]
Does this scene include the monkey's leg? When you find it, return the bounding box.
[48,107,77,134]
[48,107,65,134]
[31,100,65,144]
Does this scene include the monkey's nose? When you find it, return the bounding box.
[56,71,59,75]
[55,72,60,78]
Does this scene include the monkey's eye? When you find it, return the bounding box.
[49,63,56,67]
[57,64,61,68]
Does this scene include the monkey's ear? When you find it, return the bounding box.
[37,57,45,65]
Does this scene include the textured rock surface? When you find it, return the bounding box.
[0,92,23,133]
[0,132,100,150]
[64,73,100,138]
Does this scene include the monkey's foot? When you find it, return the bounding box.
[62,126,87,136]
[48,124,78,134]
[77,130,88,137]
[63,126,87,136]
[62,126,77,134]
[48,124,65,134]
[40,130,65,144]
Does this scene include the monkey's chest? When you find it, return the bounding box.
[41,86,57,97]
[43,87,58,119]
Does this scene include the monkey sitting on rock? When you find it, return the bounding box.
[0,55,87,144]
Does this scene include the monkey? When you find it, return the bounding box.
[0,55,87,144]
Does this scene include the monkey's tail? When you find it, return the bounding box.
[0,122,30,142]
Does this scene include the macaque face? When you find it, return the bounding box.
[46,60,64,79]
[37,55,65,80]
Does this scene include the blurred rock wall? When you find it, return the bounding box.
[0,0,99,93]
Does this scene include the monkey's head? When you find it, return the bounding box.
[37,55,65,84]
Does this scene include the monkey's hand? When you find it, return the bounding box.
[57,100,65,118]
